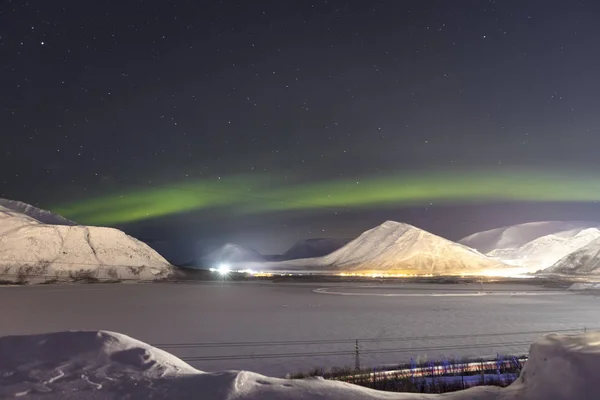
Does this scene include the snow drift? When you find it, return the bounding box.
[460,221,600,271]
[2,329,600,399]
[0,199,174,282]
[544,237,600,275]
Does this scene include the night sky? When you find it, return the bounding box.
[3,1,600,259]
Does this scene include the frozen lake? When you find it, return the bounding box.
[1,281,598,376]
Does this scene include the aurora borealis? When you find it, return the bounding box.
[4,1,600,254]
[54,169,600,225]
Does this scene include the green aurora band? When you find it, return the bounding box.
[51,170,600,225]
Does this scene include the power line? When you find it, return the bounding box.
[179,340,534,362]
[153,327,592,349]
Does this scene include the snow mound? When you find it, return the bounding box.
[509,331,600,400]
[544,237,600,275]
[3,330,600,399]
[0,198,76,226]
[460,222,600,271]
[0,199,174,282]
[202,243,264,265]
[282,238,351,260]
[316,221,506,274]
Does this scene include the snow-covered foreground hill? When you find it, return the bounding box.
[0,199,174,282]
[241,221,507,275]
[1,329,599,399]
[460,221,600,272]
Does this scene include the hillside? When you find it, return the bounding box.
[0,198,76,226]
[460,221,600,271]
[460,221,599,253]
[0,200,174,282]
[544,237,600,275]
[314,221,506,275]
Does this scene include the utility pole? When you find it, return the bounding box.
[355,339,360,370]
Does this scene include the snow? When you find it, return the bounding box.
[460,221,600,254]
[317,221,507,275]
[567,283,600,291]
[545,237,600,275]
[0,198,76,226]
[2,329,600,399]
[235,221,507,275]
[460,221,600,272]
[0,199,174,282]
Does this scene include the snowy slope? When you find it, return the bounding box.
[460,221,599,253]
[315,221,506,275]
[0,199,174,282]
[0,198,76,226]
[486,228,600,269]
[3,329,600,399]
[544,237,600,275]
[282,238,351,260]
[460,222,600,271]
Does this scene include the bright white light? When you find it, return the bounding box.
[217,264,231,275]
[209,268,216,272]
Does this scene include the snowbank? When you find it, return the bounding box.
[0,199,174,282]
[3,329,600,399]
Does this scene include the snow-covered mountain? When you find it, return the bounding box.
[314,221,506,274]
[460,221,600,271]
[544,237,600,275]
[282,238,350,260]
[202,243,264,266]
[0,198,76,226]
[0,199,174,282]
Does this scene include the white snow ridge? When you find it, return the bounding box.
[460,221,600,271]
[318,221,506,274]
[544,237,600,276]
[0,199,174,282]
[246,221,508,275]
[2,329,600,399]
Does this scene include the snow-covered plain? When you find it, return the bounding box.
[2,328,600,399]
[0,199,174,282]
[460,221,600,272]
[1,282,597,376]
